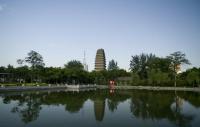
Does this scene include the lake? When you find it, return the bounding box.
[0,89,200,127]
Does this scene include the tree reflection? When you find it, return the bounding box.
[107,99,118,112]
[4,93,43,124]
[130,90,196,127]
[1,89,200,126]
[130,91,174,119]
[171,95,194,127]
[107,91,129,112]
[64,93,87,113]
[41,91,90,113]
[2,91,90,123]
[11,99,42,123]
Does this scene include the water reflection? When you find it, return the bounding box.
[0,90,200,127]
[94,99,105,121]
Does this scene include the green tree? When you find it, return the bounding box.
[147,69,170,86]
[64,60,86,84]
[131,73,140,86]
[25,50,45,68]
[7,64,15,82]
[130,53,156,79]
[150,58,171,73]
[15,66,30,83]
[21,50,45,83]
[44,67,57,84]
[64,60,83,70]
[108,59,119,70]
[0,66,7,83]
[167,51,190,87]
[186,70,199,87]
[17,59,24,66]
[90,70,108,85]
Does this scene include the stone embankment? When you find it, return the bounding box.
[0,84,200,92]
[97,85,200,92]
[0,84,96,92]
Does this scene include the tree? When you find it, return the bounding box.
[130,55,140,72]
[167,51,190,87]
[15,66,30,83]
[22,50,45,83]
[108,59,119,70]
[186,70,199,87]
[147,69,170,86]
[17,59,24,66]
[149,58,171,73]
[131,73,140,86]
[130,53,156,79]
[6,64,15,82]
[16,59,26,83]
[0,66,7,83]
[64,60,85,84]
[64,60,83,70]
[25,50,45,68]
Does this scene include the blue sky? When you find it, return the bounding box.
[0,0,200,71]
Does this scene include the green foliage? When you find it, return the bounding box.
[15,50,45,83]
[108,59,119,70]
[147,69,170,86]
[131,73,140,85]
[17,59,24,66]
[64,60,89,84]
[25,50,45,68]
[167,51,190,68]
[89,69,130,85]
[186,68,200,87]
[129,51,191,86]
[130,53,157,79]
[167,51,190,86]
[150,57,171,73]
[0,51,197,87]
[64,60,84,70]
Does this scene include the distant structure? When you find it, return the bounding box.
[95,49,106,71]
[83,51,88,71]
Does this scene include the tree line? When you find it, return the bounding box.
[130,52,199,87]
[0,50,199,87]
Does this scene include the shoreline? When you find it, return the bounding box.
[0,85,200,92]
[0,85,96,92]
[97,85,200,92]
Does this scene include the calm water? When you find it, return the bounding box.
[0,89,200,127]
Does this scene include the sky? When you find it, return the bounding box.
[0,0,200,71]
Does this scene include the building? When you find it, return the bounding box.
[95,49,106,71]
[83,51,88,71]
